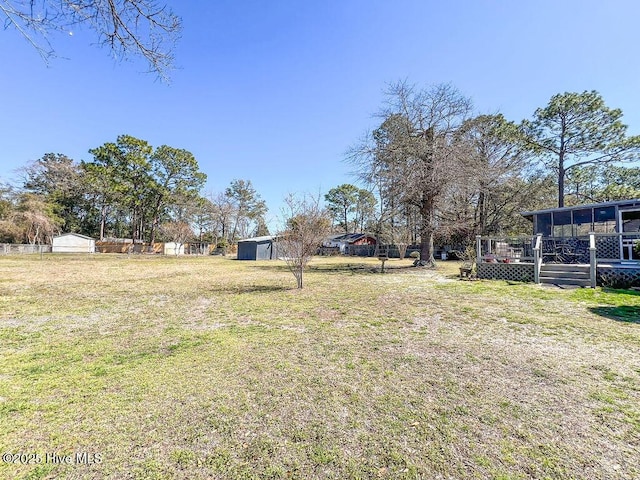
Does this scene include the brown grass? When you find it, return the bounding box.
[0,254,639,479]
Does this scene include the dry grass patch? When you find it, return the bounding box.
[0,254,639,479]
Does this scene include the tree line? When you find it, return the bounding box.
[339,84,640,265]
[2,88,639,260]
[0,135,268,247]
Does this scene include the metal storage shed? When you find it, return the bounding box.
[51,233,96,253]
[237,236,277,260]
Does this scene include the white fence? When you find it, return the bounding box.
[0,244,52,255]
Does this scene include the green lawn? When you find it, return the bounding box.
[1,254,639,479]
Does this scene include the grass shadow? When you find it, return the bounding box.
[601,288,640,297]
[249,262,382,275]
[310,263,381,274]
[248,258,421,276]
[310,262,419,275]
[589,306,640,323]
[248,263,292,273]
[211,284,291,294]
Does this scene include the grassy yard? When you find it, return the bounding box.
[0,254,639,480]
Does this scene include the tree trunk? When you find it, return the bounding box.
[297,265,304,289]
[418,229,435,267]
[373,220,382,256]
[149,217,158,246]
[231,206,244,241]
[418,194,436,267]
[100,204,106,241]
[477,189,486,236]
[558,157,565,208]
[343,206,348,233]
[131,209,137,242]
[558,127,566,208]
[416,127,437,267]
[149,197,162,246]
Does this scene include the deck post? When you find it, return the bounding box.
[533,234,542,284]
[589,232,596,288]
[476,235,482,269]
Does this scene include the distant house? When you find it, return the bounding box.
[237,236,279,260]
[323,233,376,254]
[51,233,96,253]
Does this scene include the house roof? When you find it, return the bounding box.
[326,234,347,241]
[325,233,375,244]
[53,233,95,240]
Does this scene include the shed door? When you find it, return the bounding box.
[256,241,272,260]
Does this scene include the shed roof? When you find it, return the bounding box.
[237,235,274,243]
[53,233,95,240]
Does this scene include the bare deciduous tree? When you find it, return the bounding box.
[160,220,192,255]
[1,0,181,80]
[14,193,62,244]
[278,194,332,289]
[443,114,539,242]
[209,192,234,244]
[351,81,473,267]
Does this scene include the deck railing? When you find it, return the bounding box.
[534,234,542,284]
[478,233,640,263]
[589,234,597,288]
[593,232,640,262]
[475,235,537,264]
[475,235,537,284]
[477,232,640,287]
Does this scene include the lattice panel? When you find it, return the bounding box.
[597,267,640,289]
[596,236,620,260]
[478,263,535,283]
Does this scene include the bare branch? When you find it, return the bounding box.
[350,82,474,266]
[277,193,332,289]
[1,0,181,81]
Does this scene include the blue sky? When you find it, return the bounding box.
[1,0,639,225]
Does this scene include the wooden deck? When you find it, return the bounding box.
[476,234,640,288]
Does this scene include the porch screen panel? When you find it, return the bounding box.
[553,211,572,237]
[621,210,640,232]
[573,208,593,236]
[536,213,551,236]
[594,206,616,233]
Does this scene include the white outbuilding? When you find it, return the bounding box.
[51,233,96,253]
[163,242,185,255]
